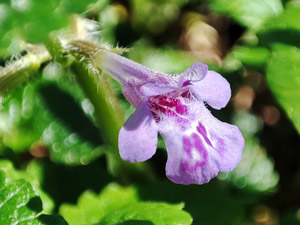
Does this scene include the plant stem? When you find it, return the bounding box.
[70,60,155,182]
[47,34,156,182]
[71,62,122,148]
[0,45,51,95]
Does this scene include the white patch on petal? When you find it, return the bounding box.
[191,149,202,162]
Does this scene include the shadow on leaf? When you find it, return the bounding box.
[38,83,104,146]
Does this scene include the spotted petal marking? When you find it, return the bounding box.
[159,102,244,185]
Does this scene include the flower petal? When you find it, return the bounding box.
[158,102,244,185]
[95,51,176,85]
[199,106,244,173]
[95,51,176,107]
[95,51,153,83]
[190,71,231,109]
[180,62,208,83]
[119,100,158,162]
[140,83,177,97]
[122,83,143,107]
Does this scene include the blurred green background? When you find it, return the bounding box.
[0,0,300,224]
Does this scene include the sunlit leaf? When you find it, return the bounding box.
[0,0,104,56]
[60,183,138,225]
[258,3,300,47]
[0,163,67,225]
[260,3,300,32]
[0,0,66,55]
[0,160,54,213]
[209,0,283,29]
[226,46,270,69]
[267,45,300,135]
[99,202,192,225]
[60,183,192,225]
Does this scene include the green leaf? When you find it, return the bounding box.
[99,202,192,225]
[0,160,54,213]
[0,179,42,225]
[128,40,198,74]
[0,0,67,55]
[0,65,105,165]
[0,79,48,151]
[0,163,67,225]
[131,0,187,34]
[266,45,300,135]
[60,183,192,225]
[60,183,139,225]
[226,46,270,69]
[208,0,283,29]
[260,3,300,32]
[61,0,101,13]
[258,3,300,47]
[0,0,103,56]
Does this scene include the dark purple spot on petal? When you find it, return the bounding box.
[181,90,191,98]
[176,104,188,114]
[195,162,204,170]
[196,123,213,147]
[181,161,189,172]
[216,137,225,152]
[196,122,207,135]
[210,132,226,153]
[183,136,192,157]
[182,80,191,87]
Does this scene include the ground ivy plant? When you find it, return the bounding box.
[1,0,300,224]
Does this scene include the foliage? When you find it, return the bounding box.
[60,183,192,225]
[267,45,300,135]
[0,160,67,225]
[1,0,300,224]
[209,0,283,29]
[0,65,105,165]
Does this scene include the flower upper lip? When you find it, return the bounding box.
[139,62,209,99]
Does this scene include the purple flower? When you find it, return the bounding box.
[96,51,245,185]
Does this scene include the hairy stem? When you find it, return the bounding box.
[70,58,155,183]
[0,45,51,95]
[48,33,155,182]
